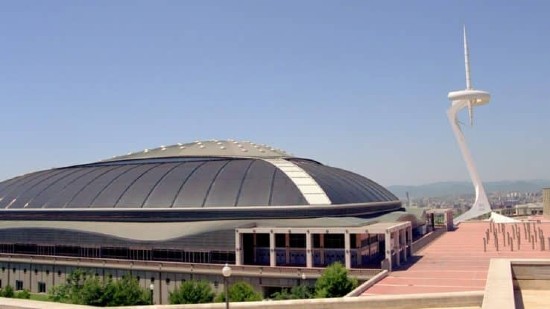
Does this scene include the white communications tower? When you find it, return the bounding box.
[448,27,492,224]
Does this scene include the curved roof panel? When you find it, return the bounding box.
[0,140,399,210]
[0,158,310,209]
[290,159,398,204]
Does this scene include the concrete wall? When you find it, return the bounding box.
[0,260,318,304]
[118,291,484,309]
[0,291,484,309]
[411,228,446,254]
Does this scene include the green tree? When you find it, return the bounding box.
[109,275,149,306]
[48,268,91,304]
[47,269,149,306]
[79,276,108,306]
[48,283,70,303]
[169,280,214,304]
[271,285,313,300]
[314,262,358,298]
[215,281,262,302]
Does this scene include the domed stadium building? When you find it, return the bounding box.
[0,140,424,302]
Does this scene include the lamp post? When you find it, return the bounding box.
[222,263,232,309]
[149,283,154,305]
[301,272,306,285]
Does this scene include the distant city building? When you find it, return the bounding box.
[543,188,550,219]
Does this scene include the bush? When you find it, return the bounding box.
[215,281,262,302]
[14,289,31,299]
[107,275,149,306]
[48,284,69,303]
[314,262,358,298]
[2,285,14,298]
[271,285,313,300]
[79,276,108,306]
[169,280,214,304]
[47,269,149,306]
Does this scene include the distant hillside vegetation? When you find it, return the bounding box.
[388,180,550,199]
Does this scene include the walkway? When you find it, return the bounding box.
[363,221,550,295]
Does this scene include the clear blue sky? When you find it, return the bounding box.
[1,1,549,186]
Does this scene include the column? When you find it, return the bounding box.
[253,233,257,262]
[356,234,362,266]
[384,231,392,272]
[344,231,351,269]
[235,230,242,266]
[269,231,276,267]
[306,231,312,268]
[285,233,290,265]
[395,231,400,267]
[401,229,407,262]
[407,226,413,257]
[320,234,325,266]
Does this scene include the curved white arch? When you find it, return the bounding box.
[263,159,331,205]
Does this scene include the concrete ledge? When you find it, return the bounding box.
[0,290,483,309]
[482,259,514,309]
[0,297,92,309]
[412,228,446,254]
[117,291,483,309]
[345,270,388,297]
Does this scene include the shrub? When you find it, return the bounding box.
[169,280,214,304]
[314,262,358,298]
[271,285,313,300]
[14,289,30,299]
[47,269,149,306]
[215,281,262,302]
[2,285,14,298]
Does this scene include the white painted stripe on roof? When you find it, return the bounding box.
[263,158,331,205]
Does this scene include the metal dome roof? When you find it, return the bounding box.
[0,140,398,210]
[105,140,291,162]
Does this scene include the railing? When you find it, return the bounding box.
[0,253,382,279]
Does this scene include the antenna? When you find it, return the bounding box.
[463,25,472,90]
[463,25,474,125]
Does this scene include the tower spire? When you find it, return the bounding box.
[463,25,472,90]
[448,27,492,224]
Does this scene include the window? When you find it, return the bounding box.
[38,282,46,293]
[15,280,23,291]
[0,279,2,288]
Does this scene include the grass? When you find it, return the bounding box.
[29,293,51,302]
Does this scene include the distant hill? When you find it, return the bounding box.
[388,180,550,199]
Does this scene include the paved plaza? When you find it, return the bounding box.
[363,221,550,295]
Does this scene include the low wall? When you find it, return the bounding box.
[344,270,388,297]
[116,291,483,309]
[412,228,446,254]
